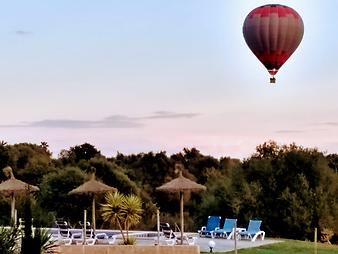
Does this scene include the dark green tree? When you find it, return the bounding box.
[38,167,87,223]
[0,141,10,172]
[241,141,338,240]
[71,143,101,162]
[327,153,338,174]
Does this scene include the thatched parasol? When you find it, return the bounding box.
[156,164,206,245]
[68,171,117,231]
[0,166,39,223]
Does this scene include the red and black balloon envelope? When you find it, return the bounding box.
[243,4,304,83]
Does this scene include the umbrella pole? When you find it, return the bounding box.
[156,209,160,245]
[83,209,87,245]
[14,209,17,227]
[11,193,15,224]
[180,191,184,245]
[92,196,96,233]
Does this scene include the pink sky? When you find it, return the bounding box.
[1,0,338,159]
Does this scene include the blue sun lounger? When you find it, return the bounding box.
[214,218,237,239]
[198,216,221,238]
[239,219,265,242]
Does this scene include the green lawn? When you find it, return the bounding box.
[201,239,338,254]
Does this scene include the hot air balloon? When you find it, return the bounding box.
[243,4,304,83]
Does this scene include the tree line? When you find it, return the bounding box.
[0,140,337,243]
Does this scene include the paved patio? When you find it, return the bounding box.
[132,235,282,253]
[189,237,281,252]
[53,228,282,253]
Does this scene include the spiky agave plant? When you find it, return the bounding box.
[0,226,21,254]
[32,228,58,254]
[21,196,58,254]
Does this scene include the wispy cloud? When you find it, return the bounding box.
[14,30,32,35]
[0,115,142,129]
[275,130,306,134]
[33,115,142,128]
[143,111,200,119]
[0,111,199,129]
[321,122,338,126]
[310,121,338,127]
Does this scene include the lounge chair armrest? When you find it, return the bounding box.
[165,239,176,246]
[251,231,265,242]
[187,236,197,245]
[95,233,108,239]
[71,232,82,239]
[108,235,117,245]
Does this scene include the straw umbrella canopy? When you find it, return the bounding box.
[0,166,39,223]
[68,171,117,231]
[156,164,206,245]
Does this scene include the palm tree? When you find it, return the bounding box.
[101,192,143,244]
[101,192,125,241]
[121,194,143,241]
